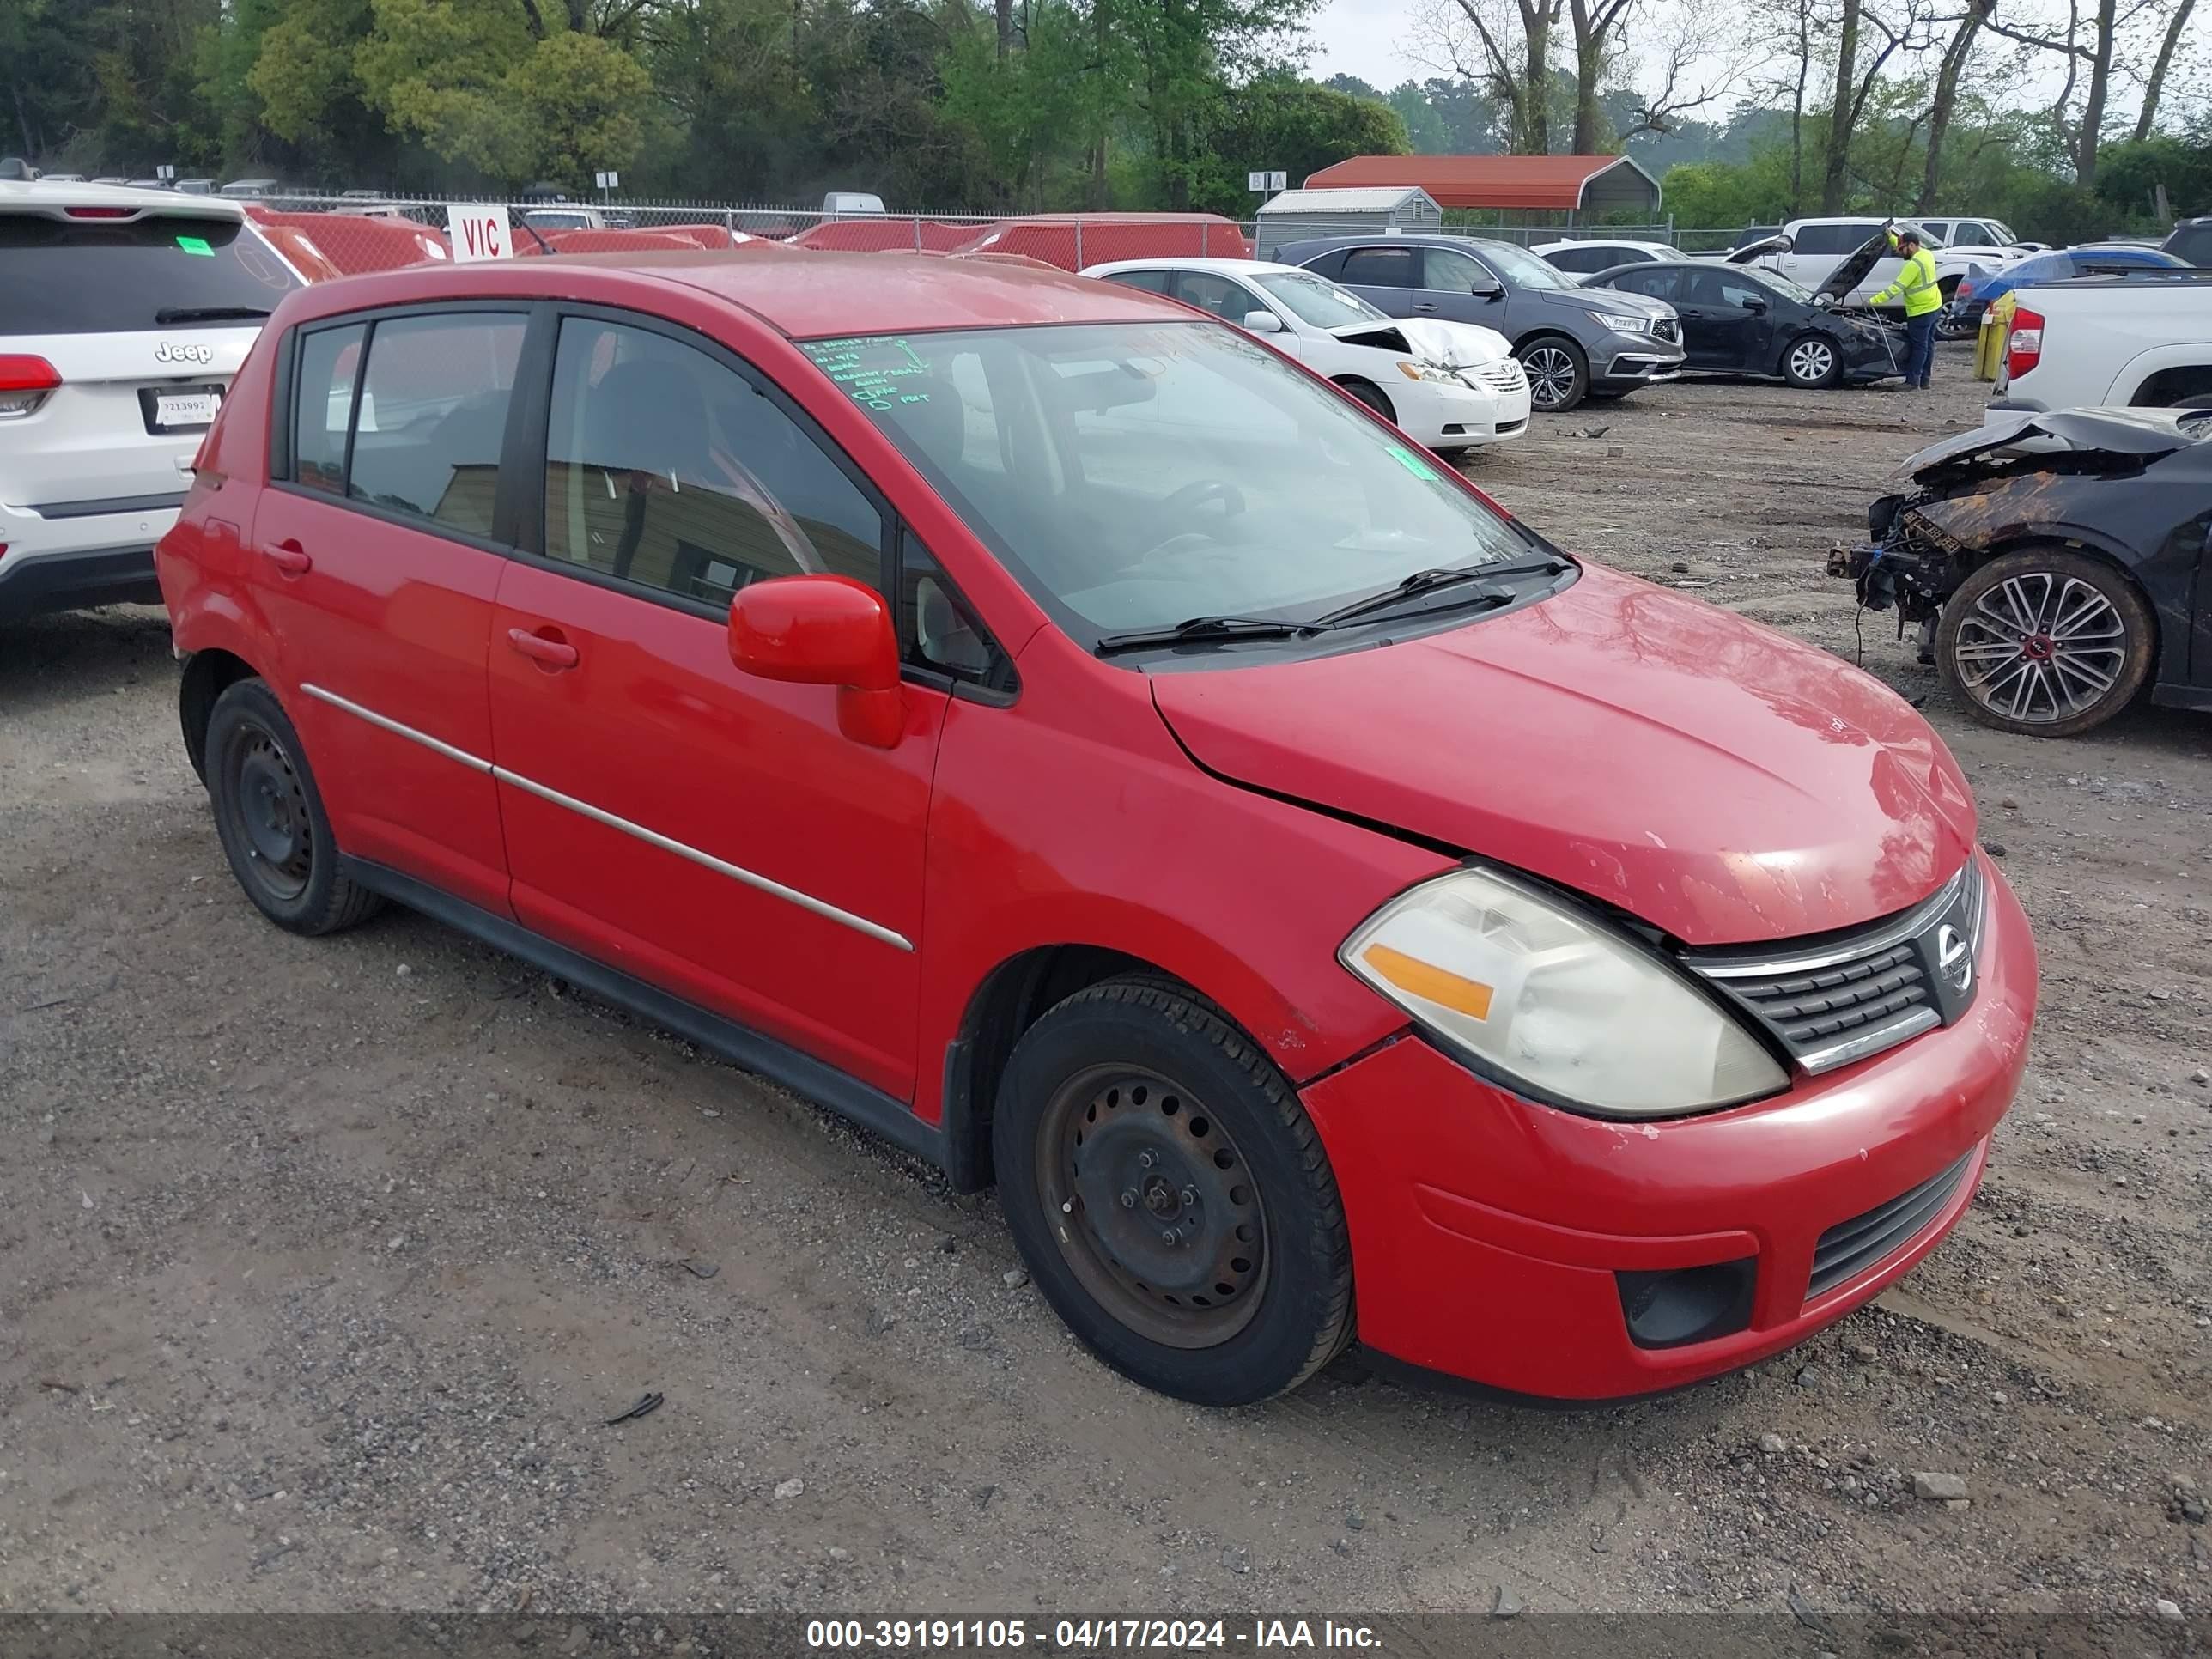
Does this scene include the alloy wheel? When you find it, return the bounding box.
[1936,301,1975,341]
[1950,571,2130,726]
[1788,338,1836,384]
[1035,1063,1267,1349]
[1522,345,1577,409]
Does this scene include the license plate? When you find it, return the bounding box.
[141,385,223,434]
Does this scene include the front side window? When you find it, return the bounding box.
[1171,271,1258,322]
[1340,246,1417,288]
[543,319,883,609]
[1462,240,1575,291]
[1715,274,1771,310]
[799,322,1536,647]
[1422,246,1497,292]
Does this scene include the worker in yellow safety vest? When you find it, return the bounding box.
[1869,224,1942,391]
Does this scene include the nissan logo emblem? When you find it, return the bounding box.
[1936,923,1972,994]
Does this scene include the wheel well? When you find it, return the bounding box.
[1937,274,1960,295]
[179,648,260,782]
[1512,330,1582,358]
[2129,364,2212,407]
[943,945,1189,1192]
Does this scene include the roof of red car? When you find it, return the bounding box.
[279,245,1180,338]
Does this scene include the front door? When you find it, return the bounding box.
[1414,244,1506,327]
[485,312,944,1099]
[247,307,527,915]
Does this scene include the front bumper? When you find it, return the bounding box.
[1302,853,2036,1400]
[1397,376,1532,448]
[1594,339,1686,390]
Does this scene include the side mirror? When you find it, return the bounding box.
[729,574,904,748]
[1242,309,1285,334]
[1742,295,1768,314]
[1474,283,1504,300]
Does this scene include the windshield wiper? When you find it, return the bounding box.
[154,306,271,325]
[1094,615,1319,657]
[1313,555,1570,629]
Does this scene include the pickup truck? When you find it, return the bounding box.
[1748,216,2021,332]
[1988,270,2212,416]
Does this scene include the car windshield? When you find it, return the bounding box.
[1749,267,1818,302]
[1987,222,2017,246]
[1249,270,1385,329]
[801,321,1535,647]
[1468,239,1576,290]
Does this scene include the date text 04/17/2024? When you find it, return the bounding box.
[804,1619,1384,1650]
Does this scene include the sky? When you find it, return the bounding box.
[1306,0,1431,94]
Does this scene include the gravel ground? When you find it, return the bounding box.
[3,343,2209,1623]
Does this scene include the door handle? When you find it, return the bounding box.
[265,539,312,576]
[507,626,580,670]
[1414,301,1439,313]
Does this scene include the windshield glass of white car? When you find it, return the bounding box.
[803,322,1531,642]
[1249,271,1387,329]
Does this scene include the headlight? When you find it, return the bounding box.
[1396,360,1463,383]
[1341,866,1789,1116]
[1589,311,1651,335]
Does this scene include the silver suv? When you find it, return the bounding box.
[1,180,300,623]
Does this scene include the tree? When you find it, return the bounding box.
[1196,77,1408,209]
[1917,0,1993,210]
[1415,0,1563,151]
[1819,0,1935,210]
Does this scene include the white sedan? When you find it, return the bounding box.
[1080,257,1530,453]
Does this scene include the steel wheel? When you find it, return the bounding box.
[1784,336,1838,387]
[1936,300,1976,341]
[1939,550,2155,737]
[1521,341,1584,410]
[229,725,316,902]
[1034,1063,1267,1349]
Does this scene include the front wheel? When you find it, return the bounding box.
[992,979,1354,1405]
[1518,337,1589,411]
[1781,332,1842,388]
[1936,549,2156,737]
[1934,281,1975,341]
[1334,377,1395,423]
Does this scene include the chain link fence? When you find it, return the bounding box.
[226,190,1749,282]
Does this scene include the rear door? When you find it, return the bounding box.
[0,207,295,525]
[1680,267,1771,368]
[248,305,526,915]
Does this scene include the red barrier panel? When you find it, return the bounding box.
[954,214,1253,271]
[519,226,760,257]
[790,217,981,253]
[246,206,453,275]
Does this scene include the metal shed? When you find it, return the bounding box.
[1254,185,1441,258]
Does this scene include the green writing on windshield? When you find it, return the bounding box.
[1385,443,1440,482]
[801,336,935,411]
[176,235,215,257]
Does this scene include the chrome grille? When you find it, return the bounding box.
[1477,360,1527,391]
[1682,860,1984,1073]
[1807,1149,1973,1298]
[1653,318,1681,343]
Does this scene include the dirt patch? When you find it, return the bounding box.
[3,345,2208,1621]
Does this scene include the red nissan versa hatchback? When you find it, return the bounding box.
[156,250,2037,1407]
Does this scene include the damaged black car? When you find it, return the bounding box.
[1836,406,2212,737]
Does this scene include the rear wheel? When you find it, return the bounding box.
[1936,549,2155,738]
[992,978,1354,1405]
[1334,377,1395,423]
[205,679,383,933]
[1781,332,1842,388]
[1934,279,1975,340]
[1519,337,1589,411]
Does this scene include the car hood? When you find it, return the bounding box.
[1332,315,1508,367]
[1899,405,2205,477]
[1150,563,1977,945]
[1541,285,1671,321]
[1727,234,1794,264]
[1816,228,1897,301]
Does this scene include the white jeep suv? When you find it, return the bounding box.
[1,180,299,623]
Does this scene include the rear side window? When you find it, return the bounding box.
[1613,265,1682,302]
[2167,225,2212,267]
[0,213,297,334]
[292,324,367,495]
[1341,246,1417,288]
[1171,271,1255,321]
[344,313,526,538]
[1103,270,1170,294]
[541,319,884,609]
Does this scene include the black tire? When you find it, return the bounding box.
[1780,331,1844,388]
[1334,377,1395,423]
[204,678,383,933]
[1518,336,1589,411]
[1936,549,2156,738]
[992,978,1354,1406]
[1933,279,1975,341]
